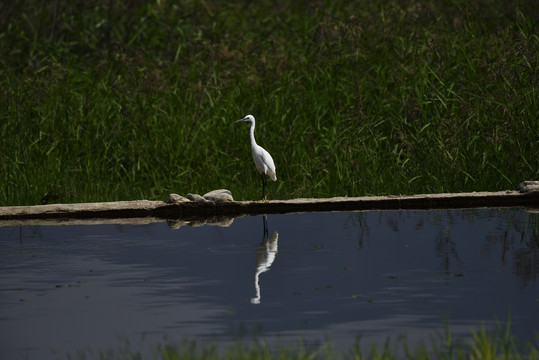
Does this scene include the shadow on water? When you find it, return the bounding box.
[0,208,538,359]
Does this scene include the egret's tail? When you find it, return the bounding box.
[268,171,277,181]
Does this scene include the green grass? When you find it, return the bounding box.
[1,0,538,205]
[64,320,538,360]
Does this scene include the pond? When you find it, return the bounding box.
[1,208,538,359]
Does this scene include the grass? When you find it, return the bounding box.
[63,319,538,360]
[1,0,538,205]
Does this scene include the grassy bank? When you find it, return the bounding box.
[64,321,539,360]
[1,1,537,205]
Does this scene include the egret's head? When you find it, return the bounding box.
[235,114,255,123]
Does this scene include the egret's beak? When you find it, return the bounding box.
[235,117,247,123]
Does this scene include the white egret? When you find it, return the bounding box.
[235,115,277,199]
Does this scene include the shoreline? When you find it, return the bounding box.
[1,190,538,226]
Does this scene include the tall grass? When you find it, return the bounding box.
[64,319,539,359]
[1,0,537,205]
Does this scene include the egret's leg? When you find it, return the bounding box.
[261,173,267,200]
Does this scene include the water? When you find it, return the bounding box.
[1,208,538,359]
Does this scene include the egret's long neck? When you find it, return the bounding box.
[249,120,257,147]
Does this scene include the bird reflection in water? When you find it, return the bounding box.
[251,215,279,304]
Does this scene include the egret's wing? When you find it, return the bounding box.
[259,147,277,181]
[252,145,277,181]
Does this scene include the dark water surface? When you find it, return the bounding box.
[1,208,538,359]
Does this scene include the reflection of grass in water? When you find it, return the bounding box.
[66,320,538,359]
